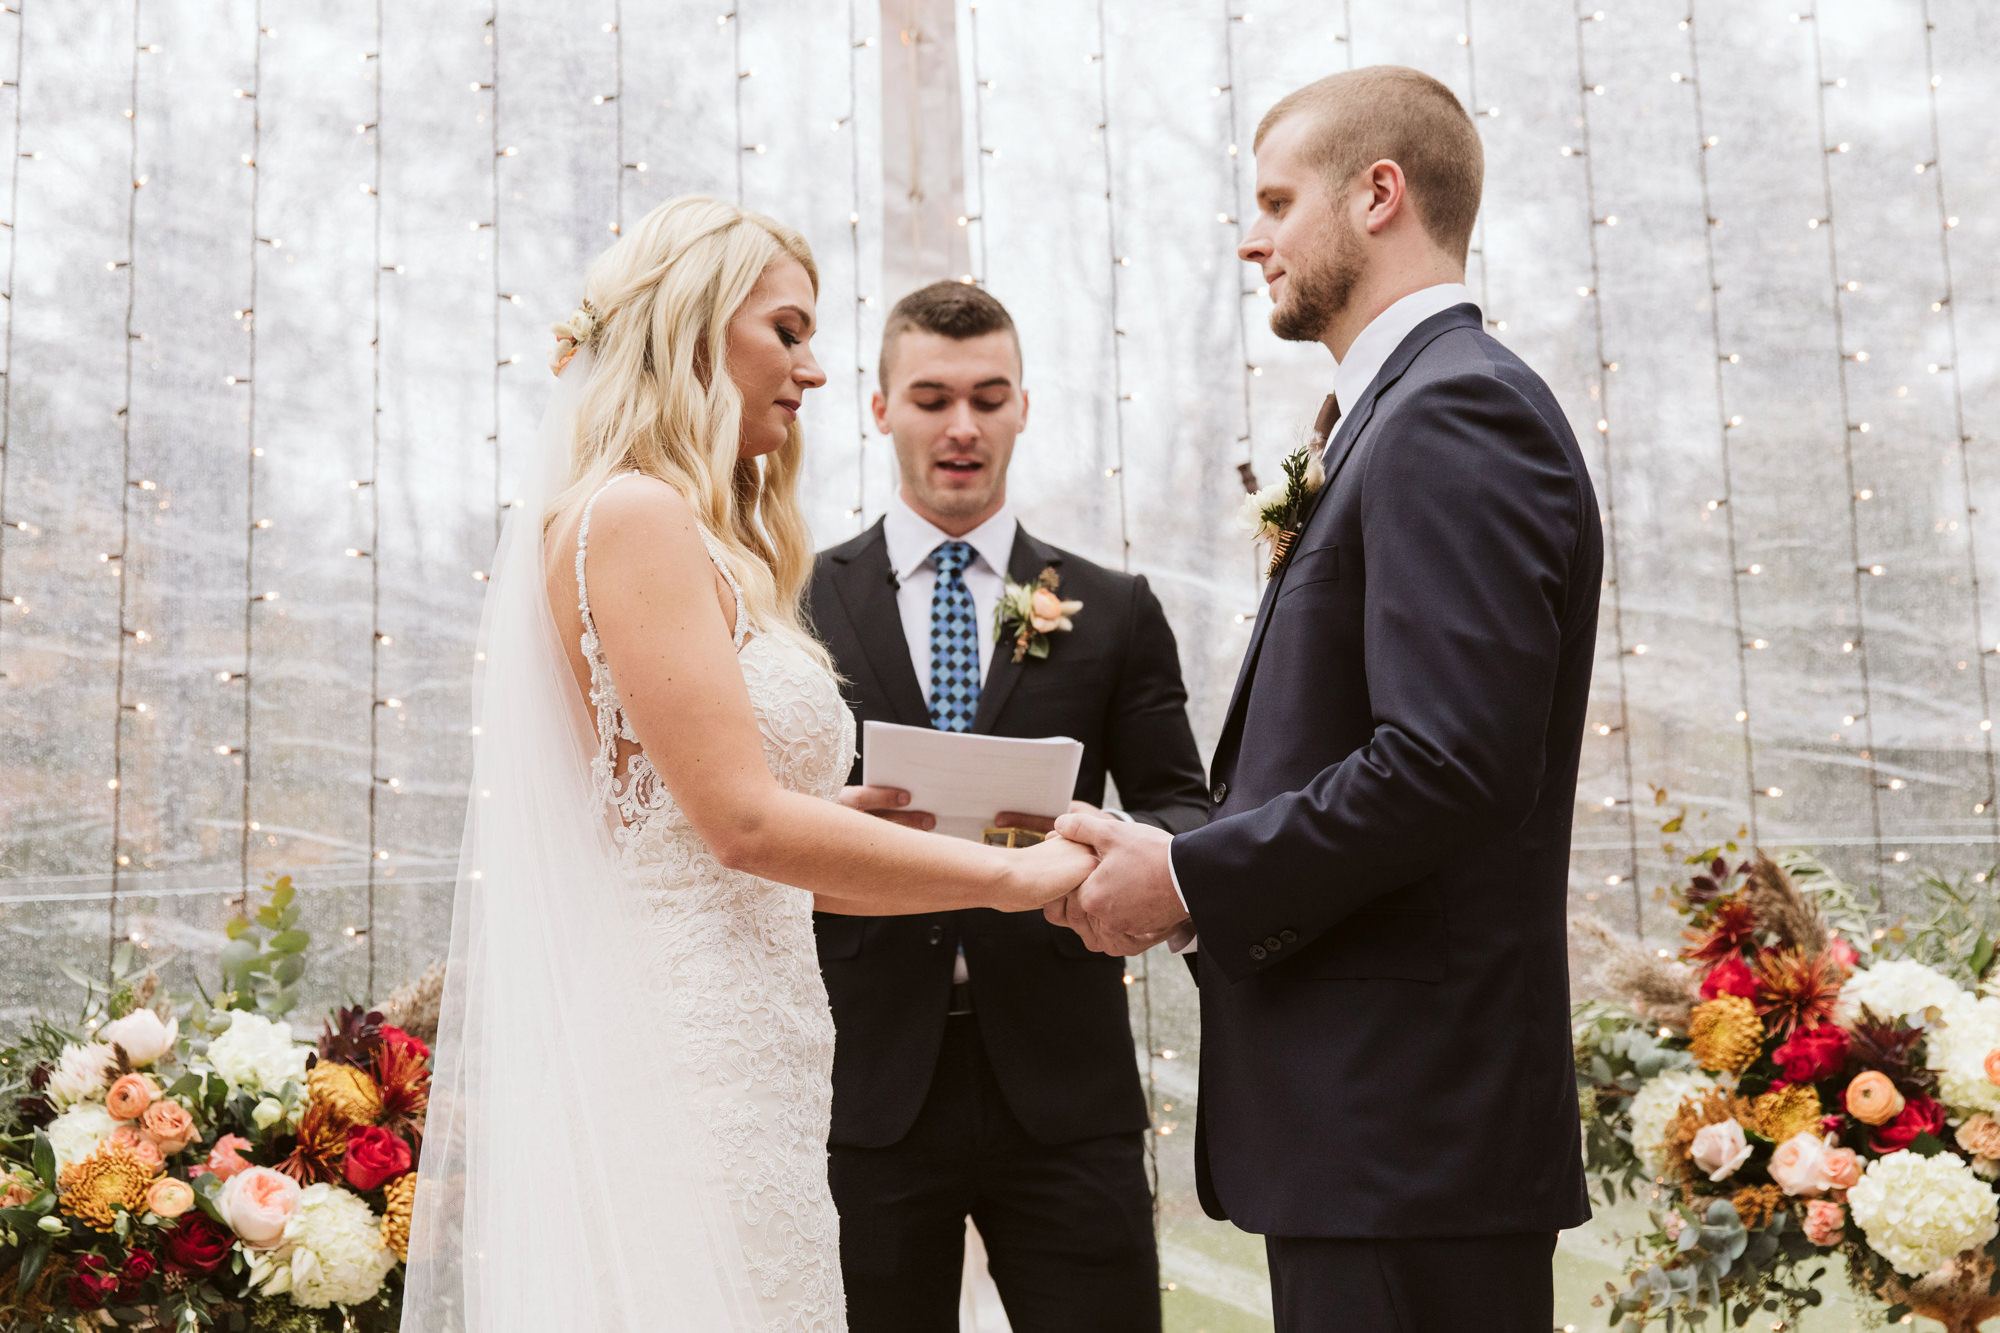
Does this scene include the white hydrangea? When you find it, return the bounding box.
[1627,1068,1718,1179]
[45,1103,117,1174]
[246,1183,397,1309]
[1929,992,2000,1117]
[1835,958,1966,1028]
[45,1041,116,1109]
[206,1011,310,1096]
[1848,1150,2000,1277]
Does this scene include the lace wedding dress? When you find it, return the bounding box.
[573,473,856,1333]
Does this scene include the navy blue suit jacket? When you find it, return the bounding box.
[1172,305,1598,1237]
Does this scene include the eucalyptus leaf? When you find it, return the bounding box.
[269,929,310,954]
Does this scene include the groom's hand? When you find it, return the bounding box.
[1043,813,1188,954]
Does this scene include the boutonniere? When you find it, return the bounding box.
[995,567,1083,663]
[1238,444,1326,577]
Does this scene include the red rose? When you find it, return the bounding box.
[1869,1092,1947,1154]
[1771,1023,1850,1085]
[1700,955,1759,1001]
[378,1025,430,1061]
[343,1125,413,1192]
[118,1248,157,1296]
[65,1255,117,1311]
[161,1212,234,1275]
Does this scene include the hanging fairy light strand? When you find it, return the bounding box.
[483,2,501,544]
[846,0,867,526]
[1220,5,1256,526]
[965,0,989,284]
[361,0,385,1000]
[230,4,268,902]
[1679,11,1759,841]
[1091,0,1129,570]
[1800,5,1885,885]
[1570,2,1639,934]
[1916,0,2000,855]
[0,1,24,674]
[730,6,745,204]
[611,0,623,235]
[1457,3,1494,324]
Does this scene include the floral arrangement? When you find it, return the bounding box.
[1574,833,2000,1332]
[994,566,1082,664]
[0,877,440,1331]
[549,297,602,377]
[1236,444,1325,577]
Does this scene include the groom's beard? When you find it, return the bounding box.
[1270,213,1364,344]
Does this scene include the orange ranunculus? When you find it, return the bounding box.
[146,1176,195,1219]
[1844,1070,1906,1126]
[1985,1046,2000,1087]
[141,1100,197,1155]
[105,1072,158,1121]
[206,1133,254,1181]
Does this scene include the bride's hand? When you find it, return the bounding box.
[995,833,1098,912]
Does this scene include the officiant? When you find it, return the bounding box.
[808,281,1209,1332]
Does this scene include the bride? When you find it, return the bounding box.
[399,196,1096,1331]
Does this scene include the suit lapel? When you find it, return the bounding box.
[827,521,930,727]
[1212,304,1482,765]
[970,527,1060,734]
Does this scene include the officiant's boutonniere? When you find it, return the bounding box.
[1238,444,1326,577]
[996,567,1083,664]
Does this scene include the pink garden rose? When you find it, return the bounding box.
[218,1165,300,1248]
[1690,1119,1753,1182]
[1802,1198,1845,1246]
[1819,1145,1861,1192]
[1768,1132,1831,1197]
[205,1133,254,1182]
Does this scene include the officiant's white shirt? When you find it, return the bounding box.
[884,492,1016,700]
[1168,281,1480,948]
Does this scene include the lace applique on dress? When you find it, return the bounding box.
[575,475,856,1332]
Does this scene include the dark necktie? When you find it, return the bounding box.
[927,540,980,732]
[1309,393,1342,459]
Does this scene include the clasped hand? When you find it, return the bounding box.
[1041,813,1189,956]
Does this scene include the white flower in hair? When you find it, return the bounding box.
[550,298,602,376]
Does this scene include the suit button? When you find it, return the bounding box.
[1279,929,1297,945]
[1249,944,1268,962]
[1211,781,1228,804]
[1264,936,1283,951]
[927,925,944,946]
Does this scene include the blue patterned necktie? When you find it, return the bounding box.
[927,540,981,732]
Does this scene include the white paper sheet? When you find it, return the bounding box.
[860,721,1084,842]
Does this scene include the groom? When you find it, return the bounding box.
[808,281,1210,1330]
[1050,67,1598,1331]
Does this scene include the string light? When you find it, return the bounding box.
[230,1,268,907]
[360,0,384,998]
[482,3,501,544]
[108,0,144,969]
[1916,0,2000,849]
[1459,0,1495,329]
[0,0,22,676]
[1092,1,1130,567]
[611,0,623,234]
[966,0,990,284]
[1571,0,1638,933]
[1802,6,1884,882]
[728,7,744,202]
[846,0,869,528]
[1678,10,1757,837]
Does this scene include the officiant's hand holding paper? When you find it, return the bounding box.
[837,784,936,831]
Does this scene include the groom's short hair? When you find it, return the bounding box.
[1255,66,1484,263]
[879,280,1020,390]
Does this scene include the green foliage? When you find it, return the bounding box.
[218,877,311,1015]
[1899,866,2000,985]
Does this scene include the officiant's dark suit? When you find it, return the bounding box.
[809,514,1208,1330]
[1168,294,1598,1326]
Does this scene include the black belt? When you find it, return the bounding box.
[947,980,974,1016]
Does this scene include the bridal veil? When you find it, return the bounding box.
[401,348,762,1329]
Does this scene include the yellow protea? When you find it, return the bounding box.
[381,1172,416,1262]
[1688,995,1764,1073]
[1753,1083,1822,1144]
[57,1141,157,1232]
[308,1060,383,1128]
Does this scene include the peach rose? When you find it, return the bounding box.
[1802,1198,1845,1247]
[1690,1119,1753,1182]
[1986,1047,2000,1087]
[1029,587,1082,635]
[218,1165,300,1249]
[205,1133,254,1182]
[140,1100,196,1156]
[1844,1070,1905,1126]
[1768,1132,1830,1197]
[1957,1112,2000,1160]
[145,1176,194,1219]
[0,1175,33,1208]
[105,1072,158,1121]
[108,1123,165,1173]
[1820,1146,1862,1192]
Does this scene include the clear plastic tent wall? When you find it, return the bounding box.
[4,0,1998,1323]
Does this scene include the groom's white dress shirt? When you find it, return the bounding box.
[1167,281,1480,950]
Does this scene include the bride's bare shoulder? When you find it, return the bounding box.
[579,475,708,574]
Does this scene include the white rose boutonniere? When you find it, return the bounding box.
[995,566,1083,664]
[1240,444,1326,577]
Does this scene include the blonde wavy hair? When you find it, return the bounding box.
[550,194,827,667]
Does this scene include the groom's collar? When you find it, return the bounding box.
[1330,282,1479,420]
